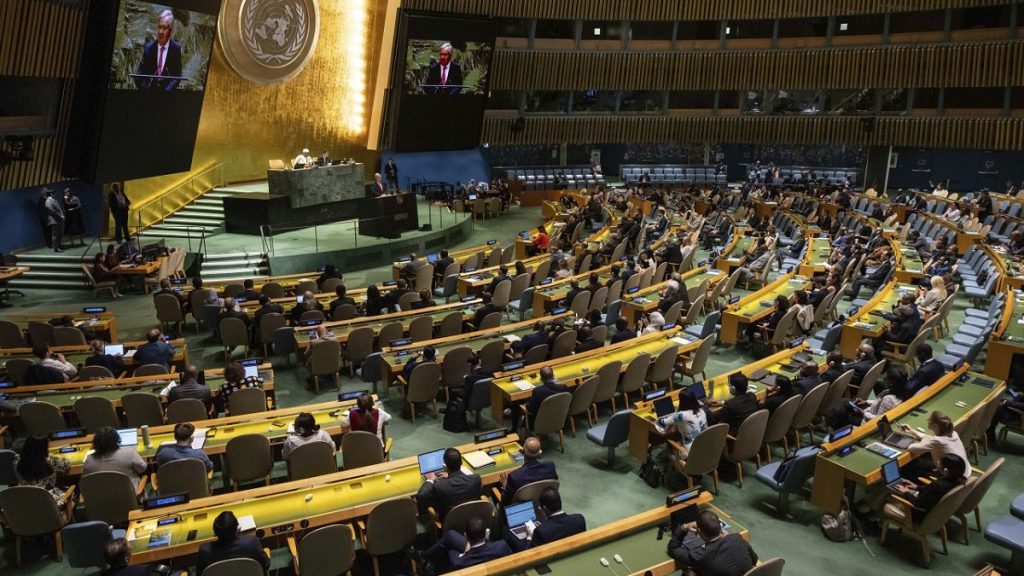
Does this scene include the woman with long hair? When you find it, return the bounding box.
[282,412,335,460]
[14,435,72,519]
[364,284,385,317]
[344,393,392,443]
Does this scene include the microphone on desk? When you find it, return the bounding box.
[599,557,619,576]
[300,493,313,528]
[614,554,633,573]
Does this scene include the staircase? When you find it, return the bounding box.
[9,253,90,290]
[200,252,270,282]
[143,189,235,239]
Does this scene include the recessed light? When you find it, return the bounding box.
[839,22,849,31]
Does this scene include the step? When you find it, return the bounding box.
[11,270,85,281]
[9,278,87,289]
[202,268,269,279]
[194,197,227,206]
[142,229,201,239]
[181,204,224,215]
[203,252,267,262]
[159,216,223,227]
[203,260,268,270]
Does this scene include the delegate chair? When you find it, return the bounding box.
[121,392,165,427]
[288,523,356,576]
[73,397,120,433]
[0,485,73,565]
[754,446,819,515]
[586,409,632,465]
[288,441,338,481]
[225,434,273,490]
[20,401,67,436]
[79,471,143,526]
[166,398,210,423]
[358,497,419,576]
[402,362,441,424]
[156,457,211,499]
[202,558,265,576]
[880,482,972,566]
[62,521,112,571]
[340,431,387,471]
[228,387,268,416]
[521,392,572,453]
[724,409,770,487]
[668,422,729,493]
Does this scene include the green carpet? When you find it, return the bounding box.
[1,206,1019,575]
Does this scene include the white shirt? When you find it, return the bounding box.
[41,357,77,380]
[908,432,971,479]
[293,154,313,168]
[281,429,334,460]
[659,409,708,455]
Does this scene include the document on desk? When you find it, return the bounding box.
[237,515,257,532]
[513,380,535,391]
[124,350,137,359]
[192,429,208,449]
[464,450,496,469]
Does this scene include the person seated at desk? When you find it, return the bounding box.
[573,326,602,354]
[415,515,512,573]
[498,437,556,505]
[155,422,214,471]
[343,392,391,443]
[403,346,437,382]
[316,149,331,166]
[881,454,968,528]
[668,510,758,576]
[364,284,387,317]
[761,375,798,414]
[843,344,878,391]
[562,279,587,308]
[253,295,284,327]
[472,292,501,329]
[915,275,946,314]
[216,361,265,413]
[553,259,572,280]
[517,321,548,354]
[153,277,187,311]
[411,290,436,310]
[82,426,147,489]
[328,284,356,319]
[637,310,666,335]
[819,352,848,384]
[907,230,933,260]
[402,253,428,283]
[658,280,690,317]
[435,249,455,274]
[102,538,153,576]
[790,290,814,335]
[282,412,335,460]
[906,344,945,396]
[135,328,175,371]
[775,229,805,268]
[317,265,342,290]
[899,410,971,480]
[709,373,758,435]
[610,316,635,344]
[520,487,586,549]
[509,366,567,433]
[14,435,71,519]
[92,251,124,299]
[293,148,313,169]
[737,243,771,284]
[662,387,710,460]
[85,339,125,376]
[27,342,77,384]
[239,279,261,302]
[527,225,550,257]
[1009,230,1024,256]
[218,297,251,329]
[168,365,213,414]
[289,290,324,325]
[460,353,493,400]
[197,511,271,575]
[874,305,922,355]
[387,279,414,313]
[846,257,894,301]
[416,447,483,518]
[745,295,790,346]
[489,265,511,294]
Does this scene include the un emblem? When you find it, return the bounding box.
[218,0,319,84]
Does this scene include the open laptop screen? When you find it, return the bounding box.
[504,501,537,529]
[417,449,446,476]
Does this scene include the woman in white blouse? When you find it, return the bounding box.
[942,202,962,223]
[915,275,947,313]
[282,412,335,460]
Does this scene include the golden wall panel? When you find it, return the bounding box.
[125,0,386,203]
[491,42,1024,91]
[481,115,1024,150]
[404,0,1012,22]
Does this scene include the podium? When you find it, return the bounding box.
[358,193,419,239]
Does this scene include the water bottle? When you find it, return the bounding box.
[141,425,151,447]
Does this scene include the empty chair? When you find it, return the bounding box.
[440,345,473,400]
[586,409,632,465]
[258,313,287,356]
[0,485,69,565]
[344,326,374,374]
[566,376,598,437]
[20,401,67,436]
[403,362,441,423]
[760,395,802,460]
[646,344,679,390]
[755,446,820,515]
[619,352,651,406]
[225,433,273,490]
[408,315,434,342]
[227,387,267,415]
[359,497,418,576]
[466,378,492,429]
[789,383,828,448]
[378,322,404,346]
[743,558,786,576]
[288,523,356,576]
[339,430,385,471]
[677,336,713,385]
[121,392,165,427]
[5,357,33,386]
[669,422,729,493]
[522,343,549,366]
[202,558,265,576]
[156,457,211,499]
[27,322,55,346]
[591,360,623,414]
[219,317,250,360]
[134,363,169,377]
[287,441,338,481]
[73,397,120,432]
[307,338,342,394]
[550,329,577,359]
[478,311,502,330]
[53,326,87,347]
[62,521,112,571]
[724,409,769,486]
[79,365,115,380]
[0,319,27,348]
[154,294,185,335]
[261,282,285,298]
[166,398,209,424]
[523,392,572,453]
[79,471,140,526]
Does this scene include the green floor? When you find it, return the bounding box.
[2,206,1020,575]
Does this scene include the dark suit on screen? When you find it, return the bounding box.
[425,60,463,95]
[135,39,183,91]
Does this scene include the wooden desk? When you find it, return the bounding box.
[984,288,1021,381]
[392,242,499,281]
[894,245,926,284]
[292,300,481,349]
[113,259,163,276]
[516,221,564,260]
[456,255,548,298]
[837,281,915,358]
[0,266,30,282]
[124,436,523,565]
[530,263,616,317]
[450,494,747,576]
[48,394,341,477]
[798,236,831,277]
[628,345,828,461]
[0,338,188,373]
[716,234,753,274]
[621,266,724,328]
[719,274,810,344]
[810,366,1003,515]
[489,328,698,423]
[6,311,119,343]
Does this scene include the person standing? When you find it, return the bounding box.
[37,189,51,247]
[63,188,85,246]
[385,157,399,192]
[134,10,182,91]
[109,183,131,243]
[43,188,65,252]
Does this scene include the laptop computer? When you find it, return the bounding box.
[417,449,446,478]
[505,501,540,540]
[105,343,124,356]
[653,396,675,418]
[881,459,918,497]
[243,365,259,379]
[117,428,138,446]
[828,425,854,443]
[877,416,915,449]
[427,253,439,264]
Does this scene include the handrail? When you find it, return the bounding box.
[130,163,226,232]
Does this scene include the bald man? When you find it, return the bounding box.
[498,437,557,504]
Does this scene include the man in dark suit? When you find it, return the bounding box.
[794,361,824,395]
[526,487,587,548]
[416,515,511,572]
[253,295,284,327]
[488,265,511,295]
[109,183,131,244]
[711,373,759,434]
[196,511,270,575]
[668,510,758,576]
[435,249,455,275]
[384,157,399,192]
[662,238,684,266]
[167,365,213,415]
[328,285,357,318]
[134,10,183,91]
[472,291,501,329]
[520,321,549,353]
[416,447,482,517]
[907,344,945,395]
[402,346,436,382]
[844,344,877,388]
[134,328,175,370]
[499,437,557,504]
[574,326,602,354]
[563,280,589,308]
[461,353,493,400]
[368,172,387,197]
[386,279,413,313]
[875,305,922,354]
[102,538,153,576]
[610,316,635,344]
[424,42,463,95]
[517,366,568,431]
[847,257,894,300]
[239,279,261,302]
[218,297,252,329]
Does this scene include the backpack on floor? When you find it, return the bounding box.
[638,454,664,488]
[442,397,467,433]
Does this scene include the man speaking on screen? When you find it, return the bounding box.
[135,9,183,91]
[424,42,463,95]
